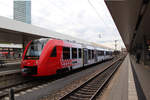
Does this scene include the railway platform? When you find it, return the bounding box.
[0,59,21,72]
[2,55,150,100]
[101,54,150,100]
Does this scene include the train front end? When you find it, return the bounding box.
[21,38,48,76]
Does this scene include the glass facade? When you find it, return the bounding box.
[14,0,31,24]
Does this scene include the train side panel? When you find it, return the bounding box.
[37,40,63,76]
[21,38,114,77]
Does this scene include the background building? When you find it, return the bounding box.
[13,0,31,24]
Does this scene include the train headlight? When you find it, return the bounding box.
[22,61,26,65]
[36,60,38,65]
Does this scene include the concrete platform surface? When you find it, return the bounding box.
[130,55,150,100]
[100,54,138,100]
[101,53,150,100]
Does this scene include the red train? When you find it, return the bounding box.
[21,38,113,76]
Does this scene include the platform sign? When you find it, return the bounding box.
[147,40,150,45]
[146,40,150,50]
[148,46,150,51]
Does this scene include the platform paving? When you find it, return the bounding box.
[128,56,138,100]
[100,54,138,100]
[130,56,150,100]
[101,53,150,100]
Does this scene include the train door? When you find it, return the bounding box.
[94,50,98,62]
[83,48,88,65]
[48,46,60,74]
[104,51,106,60]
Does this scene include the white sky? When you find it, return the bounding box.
[0,0,125,50]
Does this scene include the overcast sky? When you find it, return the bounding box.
[0,0,125,50]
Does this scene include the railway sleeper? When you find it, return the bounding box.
[84,85,99,89]
[80,88,97,92]
[69,95,91,100]
[87,82,102,86]
[77,90,95,95]
[82,87,98,91]
[74,92,93,96]
[73,92,92,98]
[91,81,105,85]
[69,95,89,100]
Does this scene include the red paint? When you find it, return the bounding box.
[21,38,111,77]
[21,39,77,76]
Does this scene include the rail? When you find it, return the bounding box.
[59,57,124,100]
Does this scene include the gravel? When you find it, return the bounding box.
[41,58,118,100]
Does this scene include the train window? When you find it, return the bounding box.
[88,50,91,59]
[63,47,70,59]
[92,50,94,59]
[110,52,112,55]
[106,51,109,55]
[78,48,81,58]
[50,46,57,57]
[98,50,104,56]
[72,48,77,59]
[106,51,112,55]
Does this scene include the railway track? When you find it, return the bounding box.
[0,69,60,99]
[0,69,45,99]
[0,77,51,99]
[0,70,23,90]
[59,57,124,100]
[0,70,67,99]
[0,57,123,99]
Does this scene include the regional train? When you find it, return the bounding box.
[21,38,113,76]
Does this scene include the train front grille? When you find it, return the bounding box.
[23,66,37,75]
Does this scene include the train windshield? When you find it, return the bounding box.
[25,38,49,59]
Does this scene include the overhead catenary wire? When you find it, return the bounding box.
[87,0,124,49]
[87,0,108,26]
[87,0,115,38]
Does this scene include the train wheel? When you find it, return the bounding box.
[69,66,73,71]
[56,69,62,75]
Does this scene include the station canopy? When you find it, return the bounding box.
[0,16,111,50]
[105,0,150,51]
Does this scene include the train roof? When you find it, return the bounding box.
[32,38,114,51]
